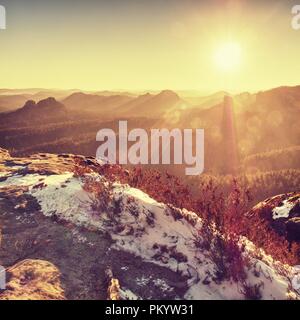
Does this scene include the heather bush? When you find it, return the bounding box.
[240,282,263,300]
[73,157,93,177]
[74,159,249,282]
[194,178,249,283]
[84,176,114,214]
[73,158,300,272]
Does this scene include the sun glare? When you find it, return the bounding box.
[213,42,242,72]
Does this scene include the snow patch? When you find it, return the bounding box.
[272,200,295,219]
[0,173,46,187]
[0,165,26,179]
[152,278,174,293]
[0,170,298,300]
[119,288,140,300]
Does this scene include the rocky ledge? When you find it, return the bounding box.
[0,148,299,300]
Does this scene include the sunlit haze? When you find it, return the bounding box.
[0,0,299,93]
[213,42,242,72]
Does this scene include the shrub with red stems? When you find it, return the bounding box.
[73,158,300,286]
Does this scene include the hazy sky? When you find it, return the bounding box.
[0,0,300,93]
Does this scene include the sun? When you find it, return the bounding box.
[213,42,242,72]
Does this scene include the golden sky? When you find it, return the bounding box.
[0,0,299,93]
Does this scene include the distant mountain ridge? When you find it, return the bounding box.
[117,90,185,118]
[0,85,299,165]
[0,97,68,125]
[62,92,134,115]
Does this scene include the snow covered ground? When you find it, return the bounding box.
[0,168,299,300]
[272,199,299,220]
